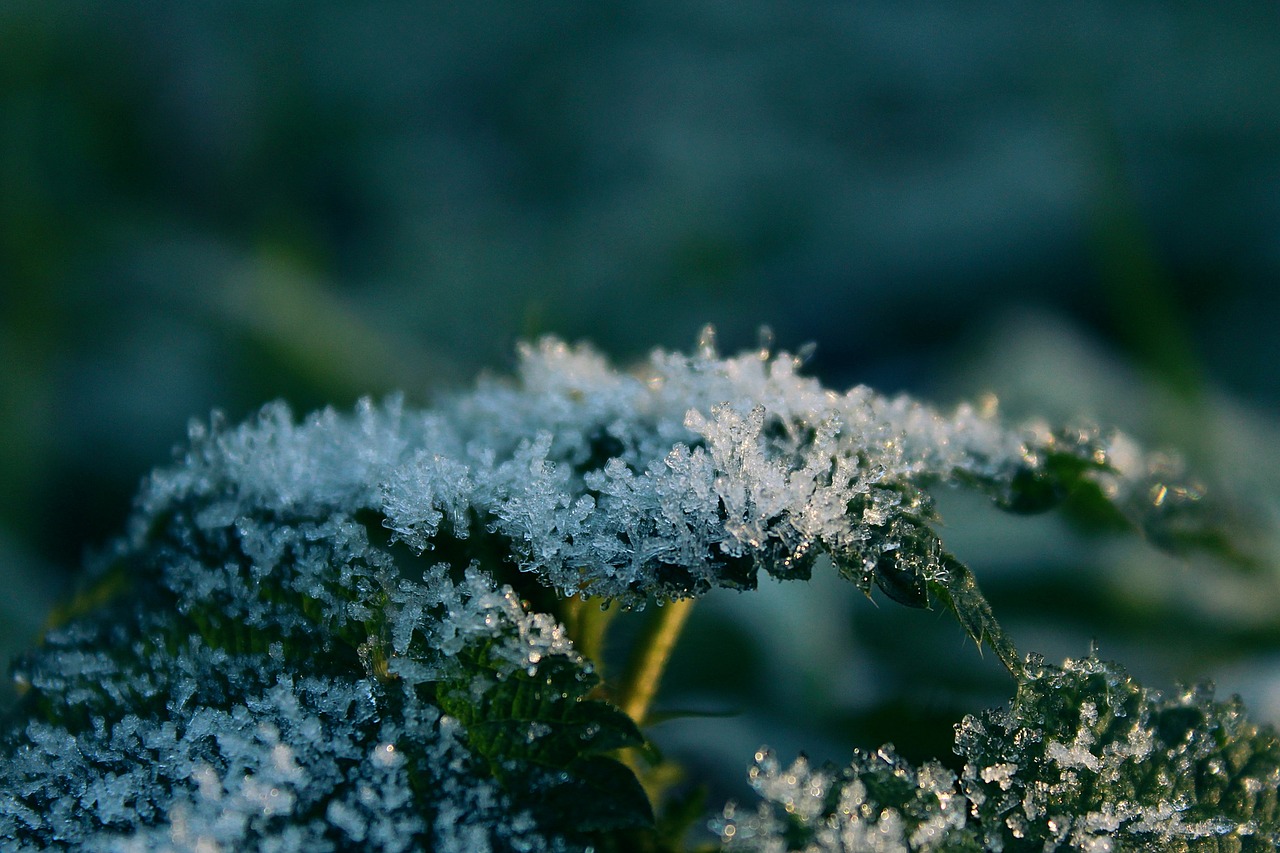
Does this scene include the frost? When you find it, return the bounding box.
[957,653,1280,851]
[714,746,980,852]
[0,583,588,851]
[718,655,1280,852]
[0,331,1249,850]
[0,496,621,849]
[131,332,1192,619]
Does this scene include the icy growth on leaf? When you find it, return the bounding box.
[140,332,1182,612]
[958,653,1280,852]
[0,331,1227,849]
[714,746,980,852]
[0,490,626,849]
[718,656,1280,852]
[0,669,552,852]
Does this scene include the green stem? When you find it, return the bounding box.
[617,598,696,726]
[561,595,616,675]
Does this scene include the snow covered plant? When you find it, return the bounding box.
[2,328,1277,851]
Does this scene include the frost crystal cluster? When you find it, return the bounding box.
[714,746,980,852]
[0,331,1273,851]
[718,655,1280,852]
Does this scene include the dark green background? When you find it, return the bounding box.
[3,0,1279,794]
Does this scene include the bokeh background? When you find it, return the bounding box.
[3,0,1280,804]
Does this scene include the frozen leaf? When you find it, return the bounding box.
[1,502,638,849]
[434,642,651,833]
[715,746,981,852]
[0,330,1247,849]
[719,655,1280,852]
[958,653,1280,852]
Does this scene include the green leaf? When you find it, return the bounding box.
[957,653,1280,851]
[543,755,655,832]
[723,655,1280,852]
[994,430,1111,516]
[928,553,1022,677]
[833,489,1023,677]
[436,644,653,833]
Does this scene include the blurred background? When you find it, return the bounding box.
[3,0,1279,804]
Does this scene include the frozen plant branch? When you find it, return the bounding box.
[1,328,1271,851]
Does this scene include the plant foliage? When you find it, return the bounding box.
[1,330,1274,851]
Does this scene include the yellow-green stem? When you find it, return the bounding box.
[617,598,696,726]
[561,595,616,676]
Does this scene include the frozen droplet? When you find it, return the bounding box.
[697,324,718,358]
[525,722,552,743]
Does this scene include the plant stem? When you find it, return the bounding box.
[617,598,696,726]
[561,595,616,675]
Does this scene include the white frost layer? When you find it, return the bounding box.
[714,747,973,852]
[137,332,1109,603]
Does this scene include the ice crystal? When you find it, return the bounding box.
[0,331,1243,850]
